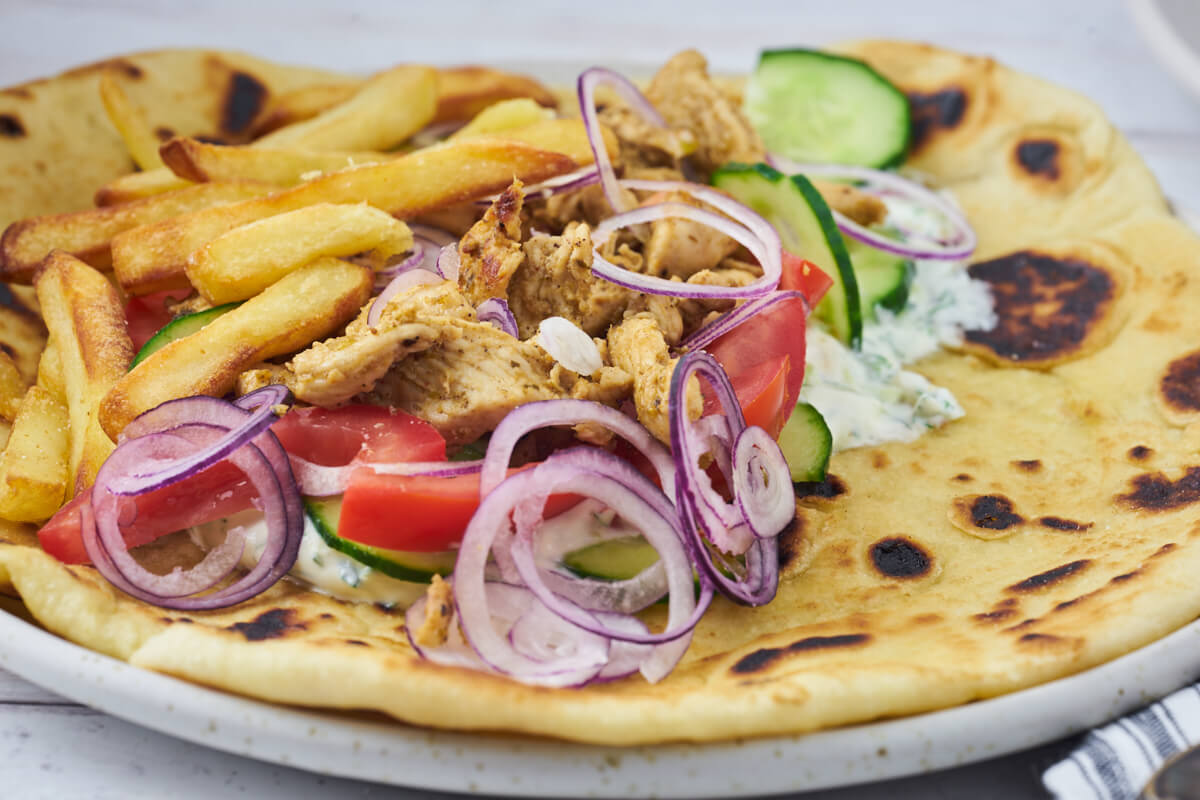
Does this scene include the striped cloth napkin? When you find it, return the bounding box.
[1043,681,1200,799]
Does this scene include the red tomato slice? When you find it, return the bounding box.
[124,289,191,352]
[705,292,809,440]
[780,251,833,308]
[38,460,254,565]
[271,405,445,466]
[338,467,579,552]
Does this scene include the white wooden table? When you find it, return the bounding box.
[2,1,1199,797]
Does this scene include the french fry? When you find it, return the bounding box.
[111,136,585,295]
[250,82,360,137]
[0,352,25,421]
[449,99,555,140]
[101,257,371,438]
[0,181,273,282]
[35,342,63,402]
[94,169,194,206]
[99,70,165,172]
[187,203,412,303]
[36,252,135,497]
[257,65,437,152]
[432,66,557,124]
[0,385,69,522]
[487,118,617,166]
[159,137,389,186]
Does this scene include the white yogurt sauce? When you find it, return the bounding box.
[799,195,996,452]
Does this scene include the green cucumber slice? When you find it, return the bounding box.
[304,496,456,583]
[848,238,914,320]
[562,535,660,581]
[744,48,911,169]
[711,162,862,348]
[779,402,832,483]
[130,302,241,368]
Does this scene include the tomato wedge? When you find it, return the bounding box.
[272,405,446,466]
[780,251,833,307]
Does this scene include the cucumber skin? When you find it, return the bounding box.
[778,402,832,483]
[711,162,863,349]
[304,497,456,584]
[130,302,241,369]
[848,239,914,319]
[752,48,912,170]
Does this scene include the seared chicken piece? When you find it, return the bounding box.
[625,294,685,346]
[412,575,454,648]
[508,222,638,339]
[599,104,694,169]
[643,191,740,279]
[812,179,888,227]
[646,50,764,175]
[608,315,700,444]
[457,180,525,305]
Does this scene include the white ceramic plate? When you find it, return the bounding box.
[1129,0,1200,103]
[3,604,1200,798]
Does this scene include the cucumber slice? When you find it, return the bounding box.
[744,48,911,169]
[778,402,832,483]
[848,239,914,320]
[561,535,660,581]
[711,162,862,348]
[130,302,241,368]
[304,496,456,583]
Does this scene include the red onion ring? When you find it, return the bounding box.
[475,298,518,337]
[367,269,443,330]
[682,290,808,351]
[766,154,977,261]
[435,244,460,283]
[110,385,290,496]
[290,455,483,497]
[577,67,665,214]
[373,242,425,288]
[669,351,790,606]
[476,166,601,207]
[84,419,303,610]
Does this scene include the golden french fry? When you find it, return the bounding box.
[94,169,194,206]
[0,385,69,522]
[36,342,63,402]
[159,137,389,186]
[111,136,583,295]
[432,66,557,124]
[0,418,12,452]
[99,70,165,171]
[187,203,412,303]
[0,352,25,421]
[0,300,48,385]
[257,65,438,152]
[250,82,360,137]
[101,258,371,438]
[1,181,273,282]
[487,118,616,167]
[449,99,555,140]
[36,252,134,497]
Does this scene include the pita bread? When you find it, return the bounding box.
[2,41,1199,746]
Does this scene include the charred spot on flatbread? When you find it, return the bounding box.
[776,515,810,575]
[1038,516,1092,532]
[793,474,846,501]
[730,634,872,675]
[950,494,1024,539]
[0,115,25,138]
[226,608,307,641]
[1128,445,1153,462]
[1012,459,1042,473]
[1157,351,1200,424]
[907,87,967,152]
[952,473,972,482]
[1014,139,1060,179]
[869,537,933,579]
[1006,559,1090,593]
[1116,467,1200,512]
[221,71,269,137]
[963,250,1119,366]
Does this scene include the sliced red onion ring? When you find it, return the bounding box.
[577,67,665,214]
[476,298,518,337]
[589,180,784,299]
[373,243,425,288]
[682,290,809,351]
[476,166,601,206]
[110,385,290,496]
[766,154,977,261]
[367,269,442,329]
[480,399,677,499]
[290,455,483,497]
[436,244,460,283]
[732,426,794,539]
[84,420,303,610]
[669,351,788,606]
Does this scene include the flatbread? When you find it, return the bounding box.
[2,41,1199,746]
